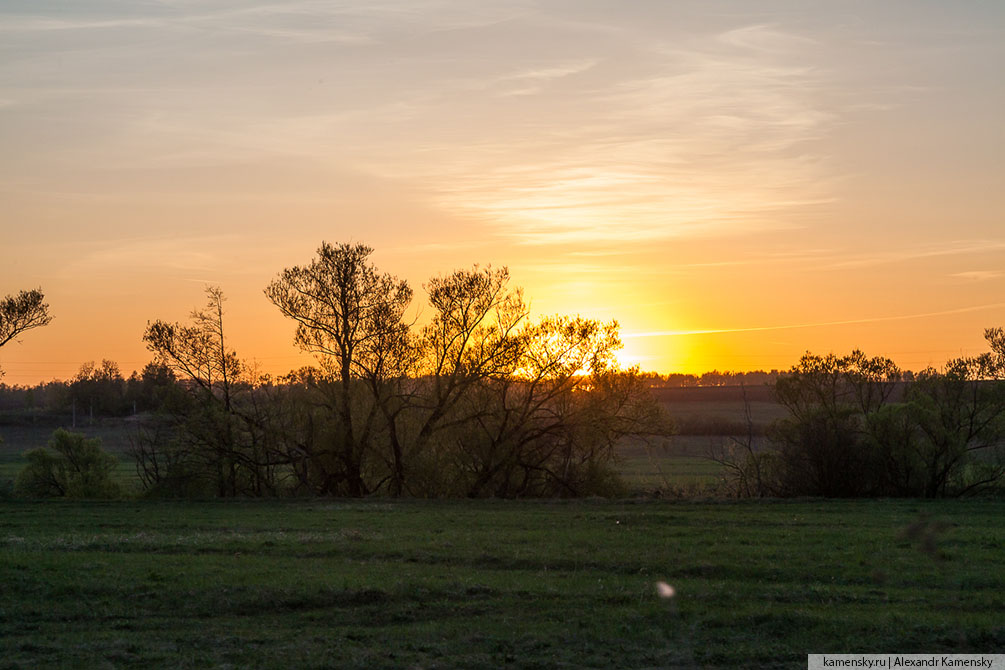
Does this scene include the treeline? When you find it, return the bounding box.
[126,243,670,499]
[0,360,175,420]
[713,340,1005,498]
[1,364,791,414]
[642,369,924,388]
[641,370,784,388]
[5,247,1005,500]
[0,363,799,415]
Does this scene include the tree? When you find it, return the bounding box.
[765,350,903,496]
[144,286,241,410]
[901,337,1005,497]
[129,242,669,499]
[71,359,127,418]
[448,315,662,498]
[392,266,528,494]
[141,286,283,497]
[14,429,120,498]
[264,250,666,498]
[0,288,52,377]
[748,337,1005,498]
[265,242,412,496]
[0,288,51,349]
[398,272,668,497]
[855,332,1005,498]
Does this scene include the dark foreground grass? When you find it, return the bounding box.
[1,499,1003,669]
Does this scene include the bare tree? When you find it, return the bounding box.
[144,286,241,410]
[406,266,527,476]
[452,315,638,497]
[707,383,771,497]
[141,286,271,497]
[265,241,412,496]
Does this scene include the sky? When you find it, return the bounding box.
[1,0,1004,385]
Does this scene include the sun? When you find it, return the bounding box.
[613,340,647,371]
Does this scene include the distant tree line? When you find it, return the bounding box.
[0,360,177,421]
[641,368,925,389]
[641,370,786,388]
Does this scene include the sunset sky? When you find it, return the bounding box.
[2,1,1004,385]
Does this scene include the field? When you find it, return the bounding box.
[2,392,1002,668]
[2,498,1004,669]
[619,387,783,494]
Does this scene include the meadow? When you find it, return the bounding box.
[2,498,1003,669]
[2,392,1003,668]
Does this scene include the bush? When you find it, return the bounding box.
[767,406,877,497]
[743,340,1005,499]
[13,429,121,498]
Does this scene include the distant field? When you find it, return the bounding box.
[2,498,1002,669]
[620,387,785,494]
[654,386,788,434]
[616,436,727,493]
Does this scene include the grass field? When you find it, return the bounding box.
[2,498,1003,669]
[3,395,999,667]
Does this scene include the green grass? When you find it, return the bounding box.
[617,454,722,492]
[2,499,1003,668]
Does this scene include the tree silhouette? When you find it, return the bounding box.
[0,288,52,349]
[265,241,412,496]
[143,287,254,496]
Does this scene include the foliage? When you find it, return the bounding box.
[255,244,669,498]
[0,288,52,350]
[13,428,120,498]
[901,356,1005,497]
[139,287,291,497]
[0,288,52,379]
[71,359,128,417]
[724,336,1005,498]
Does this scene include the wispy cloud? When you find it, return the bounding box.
[384,23,836,244]
[1,4,836,250]
[52,235,252,281]
[717,24,818,53]
[493,59,599,96]
[951,270,1003,281]
[828,240,1005,269]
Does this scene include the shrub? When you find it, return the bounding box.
[13,429,121,498]
[768,406,877,497]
